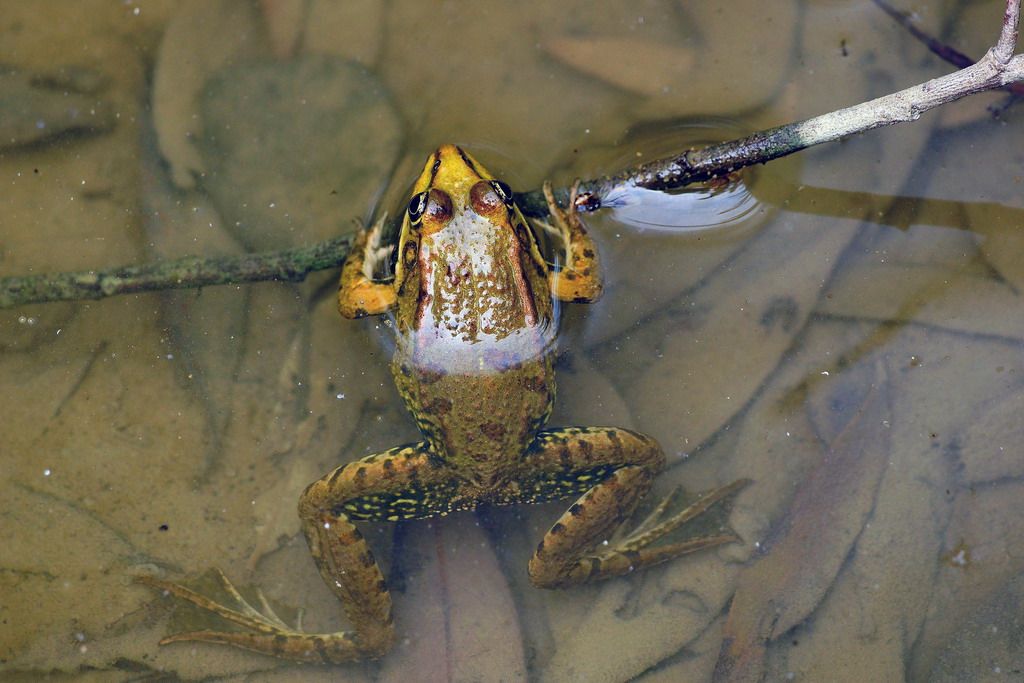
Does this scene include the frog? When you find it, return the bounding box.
[139,144,746,663]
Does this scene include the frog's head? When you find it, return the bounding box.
[405,144,515,236]
[394,144,546,285]
[393,145,554,356]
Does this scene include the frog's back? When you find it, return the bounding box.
[392,206,556,485]
[393,348,553,489]
[382,144,559,486]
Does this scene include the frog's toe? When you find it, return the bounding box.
[620,478,750,553]
[138,572,383,662]
[137,572,285,635]
[158,627,371,662]
[622,485,684,540]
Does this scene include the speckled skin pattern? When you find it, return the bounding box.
[139,146,743,664]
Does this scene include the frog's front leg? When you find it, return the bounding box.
[502,427,745,588]
[141,443,460,663]
[337,215,398,319]
[542,180,603,304]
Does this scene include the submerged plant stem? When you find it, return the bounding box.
[0,237,351,308]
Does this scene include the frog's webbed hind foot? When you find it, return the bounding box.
[137,568,378,663]
[139,443,454,663]
[139,567,291,634]
[612,478,751,565]
[518,426,748,589]
[532,478,748,588]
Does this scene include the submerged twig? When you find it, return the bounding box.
[0,237,351,308]
[873,0,977,69]
[3,0,1023,309]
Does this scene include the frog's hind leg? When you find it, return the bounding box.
[503,427,744,589]
[140,443,461,663]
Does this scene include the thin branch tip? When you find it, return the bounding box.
[993,0,1022,64]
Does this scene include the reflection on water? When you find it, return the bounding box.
[602,118,771,234]
[1,1,1023,681]
[606,179,763,232]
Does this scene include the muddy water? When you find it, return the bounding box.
[1,1,1021,681]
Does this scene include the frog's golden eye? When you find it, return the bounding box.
[408,191,428,225]
[491,180,514,207]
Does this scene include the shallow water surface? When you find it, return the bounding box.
[1,1,1023,681]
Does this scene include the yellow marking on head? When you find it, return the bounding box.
[412,144,496,199]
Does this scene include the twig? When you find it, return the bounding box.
[561,0,1024,200]
[872,0,1024,95]
[995,0,1022,63]
[3,0,1023,309]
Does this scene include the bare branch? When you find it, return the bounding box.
[562,0,1024,201]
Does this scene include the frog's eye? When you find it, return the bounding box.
[490,180,514,207]
[407,191,428,225]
